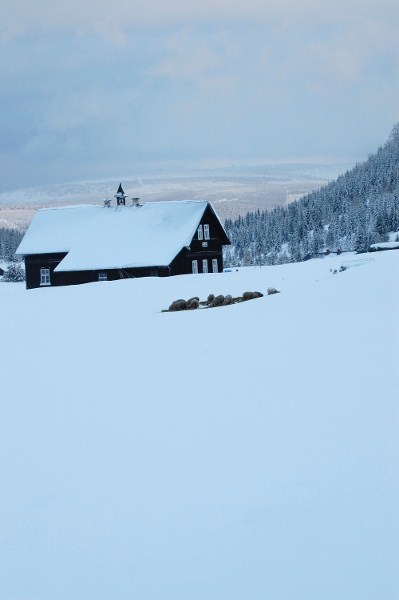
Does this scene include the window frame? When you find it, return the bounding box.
[192,259,198,274]
[40,268,51,286]
[212,258,218,273]
[202,259,208,274]
[98,272,108,281]
[204,224,210,240]
[197,225,203,240]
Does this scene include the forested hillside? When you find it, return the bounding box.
[224,125,399,266]
[0,227,25,262]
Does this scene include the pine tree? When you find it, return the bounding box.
[3,262,25,282]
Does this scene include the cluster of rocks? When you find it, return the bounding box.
[166,289,278,312]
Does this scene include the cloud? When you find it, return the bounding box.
[1,0,398,41]
[0,1,398,189]
[150,43,222,82]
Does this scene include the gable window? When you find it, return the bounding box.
[197,225,203,240]
[40,268,51,286]
[192,260,198,274]
[98,272,108,281]
[212,259,218,273]
[204,224,210,240]
[202,259,208,274]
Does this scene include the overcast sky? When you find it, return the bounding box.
[1,0,398,190]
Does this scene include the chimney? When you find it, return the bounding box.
[103,198,111,207]
[132,197,141,207]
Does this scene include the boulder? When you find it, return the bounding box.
[242,291,255,301]
[267,287,280,295]
[169,299,187,311]
[210,294,225,307]
[187,298,199,309]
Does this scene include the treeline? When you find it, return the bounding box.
[0,227,25,261]
[224,125,399,266]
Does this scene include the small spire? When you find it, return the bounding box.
[115,183,127,206]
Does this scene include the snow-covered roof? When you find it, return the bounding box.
[16,200,222,271]
[369,241,399,250]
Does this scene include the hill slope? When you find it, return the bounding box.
[225,125,399,265]
[1,252,398,600]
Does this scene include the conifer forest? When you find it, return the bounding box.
[224,125,399,266]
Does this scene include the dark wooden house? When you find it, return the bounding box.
[16,187,231,289]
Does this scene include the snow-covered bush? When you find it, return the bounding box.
[3,262,25,282]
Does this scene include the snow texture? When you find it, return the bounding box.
[16,201,213,271]
[0,251,398,600]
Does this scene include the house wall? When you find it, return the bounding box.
[24,254,171,289]
[25,253,68,289]
[183,205,227,273]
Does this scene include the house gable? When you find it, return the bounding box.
[189,204,230,251]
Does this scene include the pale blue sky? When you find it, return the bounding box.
[1,0,398,190]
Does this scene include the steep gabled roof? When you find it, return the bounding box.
[16,200,229,272]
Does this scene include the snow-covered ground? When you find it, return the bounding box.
[0,251,398,600]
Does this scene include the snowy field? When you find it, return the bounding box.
[1,251,398,600]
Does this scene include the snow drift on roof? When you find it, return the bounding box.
[16,201,213,271]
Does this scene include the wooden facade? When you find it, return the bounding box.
[21,202,230,289]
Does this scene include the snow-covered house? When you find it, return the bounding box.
[16,188,231,289]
